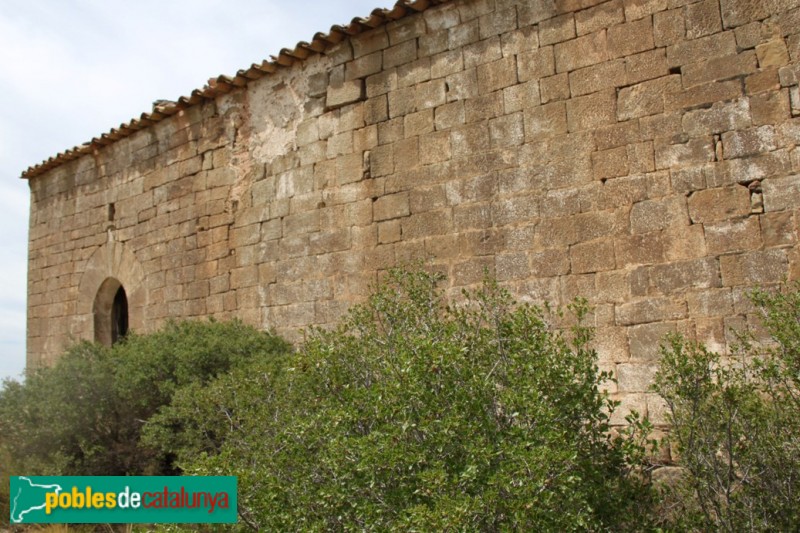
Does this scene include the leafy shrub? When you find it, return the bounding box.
[0,319,290,477]
[177,269,653,531]
[653,287,800,531]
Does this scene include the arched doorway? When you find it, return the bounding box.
[94,277,129,346]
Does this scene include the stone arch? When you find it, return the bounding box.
[75,240,146,343]
[93,277,129,346]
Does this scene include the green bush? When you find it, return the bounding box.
[653,287,800,531]
[176,269,653,531]
[0,319,290,477]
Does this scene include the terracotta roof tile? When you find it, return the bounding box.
[21,0,446,180]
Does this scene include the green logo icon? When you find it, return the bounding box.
[9,476,237,524]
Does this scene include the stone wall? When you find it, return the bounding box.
[26,0,800,424]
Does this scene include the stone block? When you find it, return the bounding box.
[419,130,452,165]
[722,126,778,159]
[450,122,490,158]
[720,249,788,286]
[617,363,658,390]
[328,79,364,109]
[763,174,800,212]
[435,100,466,131]
[575,0,624,36]
[654,137,714,171]
[713,151,791,187]
[489,112,525,148]
[417,79,448,110]
[720,0,795,29]
[388,14,426,45]
[383,40,418,70]
[378,219,402,244]
[495,251,528,281]
[503,81,541,113]
[746,69,781,95]
[465,92,504,123]
[540,13,576,46]
[352,27,389,59]
[401,209,453,239]
[687,288,734,318]
[626,48,668,84]
[592,146,629,180]
[733,21,761,49]
[628,142,655,173]
[431,49,463,79]
[567,89,617,132]
[536,210,622,247]
[454,202,492,230]
[705,217,763,254]
[492,195,539,226]
[685,0,722,39]
[594,120,641,151]
[617,75,681,121]
[448,19,480,50]
[681,52,758,88]
[479,6,518,38]
[628,322,676,360]
[452,256,495,285]
[648,258,722,295]
[756,39,791,69]
[463,35,502,68]
[364,95,388,125]
[667,31,737,68]
[761,211,796,247]
[524,102,568,141]
[665,79,743,111]
[682,99,752,137]
[517,47,556,81]
[630,196,688,234]
[500,25,540,57]
[518,0,558,26]
[530,248,571,276]
[366,69,398,98]
[616,232,666,267]
[570,238,616,273]
[623,0,668,21]
[346,52,383,81]
[607,17,654,59]
[616,297,687,325]
[688,186,751,224]
[569,59,627,96]
[554,30,609,73]
[654,8,685,47]
[424,3,460,31]
[540,73,570,103]
[404,109,435,137]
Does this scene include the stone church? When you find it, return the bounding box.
[22,0,800,424]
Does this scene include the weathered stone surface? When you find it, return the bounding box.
[628,322,676,360]
[705,218,763,255]
[25,0,800,419]
[554,30,608,73]
[720,249,788,286]
[687,186,751,223]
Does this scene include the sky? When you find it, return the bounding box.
[0,0,393,382]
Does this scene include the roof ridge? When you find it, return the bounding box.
[20,0,446,180]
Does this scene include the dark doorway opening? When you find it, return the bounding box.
[111,286,128,344]
[94,278,129,346]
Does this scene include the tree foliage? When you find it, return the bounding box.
[0,319,290,478]
[653,287,800,531]
[168,269,653,531]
